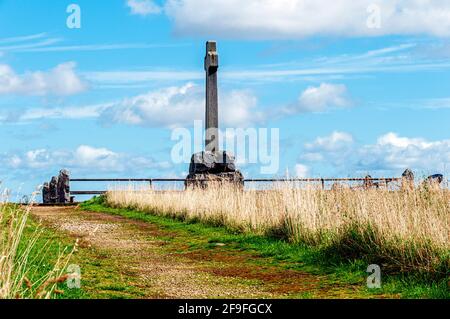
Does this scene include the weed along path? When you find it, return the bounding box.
[30,205,377,299]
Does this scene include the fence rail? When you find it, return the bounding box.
[67,177,403,196]
[43,169,448,204]
[71,179,152,182]
[70,177,401,183]
[243,178,401,182]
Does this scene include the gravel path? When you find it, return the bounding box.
[30,206,367,299]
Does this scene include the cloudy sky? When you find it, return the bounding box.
[1,0,450,197]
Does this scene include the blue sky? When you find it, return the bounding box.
[1,0,450,198]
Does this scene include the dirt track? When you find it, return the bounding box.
[30,206,370,299]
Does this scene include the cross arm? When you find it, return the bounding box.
[204,41,219,71]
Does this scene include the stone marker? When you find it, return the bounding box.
[186,41,244,189]
[49,176,59,203]
[57,169,70,204]
[427,174,443,184]
[363,175,377,189]
[401,169,415,191]
[42,182,50,204]
[424,174,443,190]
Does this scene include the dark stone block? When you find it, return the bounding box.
[185,171,244,189]
[42,182,50,204]
[186,150,243,189]
[420,173,444,190]
[49,176,58,203]
[189,151,236,175]
[214,151,236,173]
[363,175,379,189]
[402,169,414,180]
[57,169,70,204]
[427,174,443,184]
[189,151,215,174]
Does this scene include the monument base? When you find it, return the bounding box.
[185,171,244,189]
[185,151,244,189]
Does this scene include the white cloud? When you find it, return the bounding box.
[0,62,87,96]
[84,70,202,87]
[1,145,171,173]
[4,82,352,125]
[25,149,51,169]
[285,83,352,114]
[221,89,264,127]
[0,33,48,45]
[0,38,61,52]
[82,57,450,88]
[295,163,309,178]
[80,42,450,88]
[299,83,351,112]
[8,155,22,169]
[102,82,263,128]
[165,0,450,39]
[0,32,187,54]
[424,97,450,109]
[103,82,201,127]
[358,133,450,171]
[74,145,120,170]
[127,0,162,16]
[301,131,450,174]
[16,103,112,122]
[302,131,354,163]
[376,132,432,149]
[305,131,354,152]
[19,43,184,53]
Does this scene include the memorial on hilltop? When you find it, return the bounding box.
[185,41,244,189]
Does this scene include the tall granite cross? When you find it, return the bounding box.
[204,41,219,153]
[185,41,244,189]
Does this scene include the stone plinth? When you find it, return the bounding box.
[185,151,244,189]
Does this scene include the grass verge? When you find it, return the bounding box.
[1,203,75,299]
[25,209,151,299]
[19,211,83,299]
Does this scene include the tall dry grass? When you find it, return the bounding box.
[0,196,73,299]
[107,183,449,276]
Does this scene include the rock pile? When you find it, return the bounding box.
[42,169,72,204]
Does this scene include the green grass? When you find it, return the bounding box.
[21,207,150,299]
[80,196,449,299]
[13,206,84,299]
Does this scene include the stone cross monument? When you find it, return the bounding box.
[185,41,244,188]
